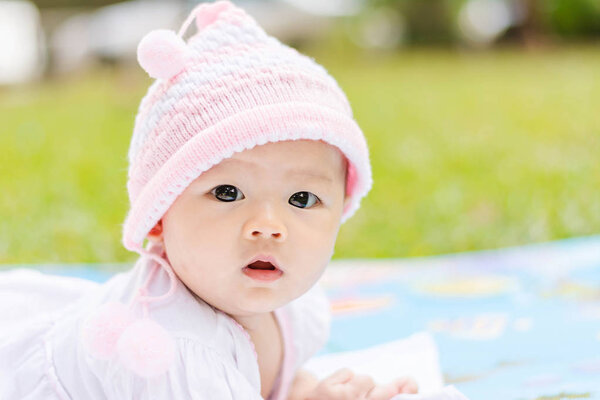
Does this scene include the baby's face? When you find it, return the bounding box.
[156,140,349,317]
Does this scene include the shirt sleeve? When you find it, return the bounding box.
[88,337,264,399]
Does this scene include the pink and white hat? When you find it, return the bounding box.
[122,0,373,253]
[81,0,372,378]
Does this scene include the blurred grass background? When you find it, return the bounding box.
[1,44,600,263]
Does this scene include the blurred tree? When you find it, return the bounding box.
[32,0,127,7]
[366,0,463,45]
[546,0,600,37]
[506,0,547,47]
[400,0,454,44]
[365,0,600,47]
[502,0,600,47]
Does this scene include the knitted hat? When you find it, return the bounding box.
[82,0,372,378]
[122,0,372,253]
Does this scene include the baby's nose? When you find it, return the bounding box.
[250,230,283,240]
[243,214,287,242]
[246,224,287,241]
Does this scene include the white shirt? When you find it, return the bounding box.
[0,255,331,399]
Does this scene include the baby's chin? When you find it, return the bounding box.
[215,289,295,317]
[237,292,290,314]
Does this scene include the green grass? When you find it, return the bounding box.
[1,46,599,263]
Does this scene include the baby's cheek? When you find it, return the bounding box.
[314,226,338,252]
[169,252,205,284]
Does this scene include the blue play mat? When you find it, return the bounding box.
[7,235,600,399]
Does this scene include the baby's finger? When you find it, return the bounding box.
[365,383,397,400]
[392,376,419,394]
[347,374,376,398]
[323,368,354,385]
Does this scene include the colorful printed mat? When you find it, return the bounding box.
[319,235,600,400]
[19,235,600,400]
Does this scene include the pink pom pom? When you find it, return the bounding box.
[137,29,189,80]
[81,302,134,360]
[195,1,233,31]
[117,318,175,378]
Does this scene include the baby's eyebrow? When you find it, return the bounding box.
[286,169,333,183]
[219,158,333,183]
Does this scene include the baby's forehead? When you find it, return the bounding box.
[189,140,346,190]
[220,139,345,173]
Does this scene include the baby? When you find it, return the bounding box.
[0,1,417,399]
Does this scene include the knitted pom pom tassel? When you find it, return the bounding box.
[81,302,134,360]
[117,318,176,378]
[136,1,234,81]
[136,29,189,80]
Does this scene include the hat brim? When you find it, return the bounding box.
[122,101,372,251]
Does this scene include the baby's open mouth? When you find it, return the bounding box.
[246,261,276,270]
[242,256,283,282]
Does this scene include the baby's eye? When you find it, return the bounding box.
[211,185,245,202]
[289,191,320,209]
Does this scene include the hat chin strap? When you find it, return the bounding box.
[80,241,179,378]
[130,240,178,313]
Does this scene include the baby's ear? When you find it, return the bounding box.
[147,219,164,243]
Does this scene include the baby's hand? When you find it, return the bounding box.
[306,368,375,400]
[366,376,419,399]
[307,369,418,400]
